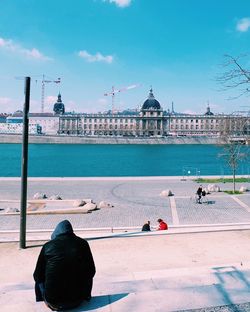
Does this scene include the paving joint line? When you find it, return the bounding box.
[231,196,250,212]
[170,196,179,225]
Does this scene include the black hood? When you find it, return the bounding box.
[51,220,73,240]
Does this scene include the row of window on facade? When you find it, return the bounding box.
[171,124,220,130]
[82,118,136,123]
[171,119,219,124]
[61,124,139,130]
[170,118,247,124]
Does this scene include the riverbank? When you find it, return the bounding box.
[0,134,222,144]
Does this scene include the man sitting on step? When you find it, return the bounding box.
[33,220,96,311]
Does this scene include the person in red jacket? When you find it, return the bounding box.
[157,218,168,230]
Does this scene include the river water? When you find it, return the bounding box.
[0,143,249,177]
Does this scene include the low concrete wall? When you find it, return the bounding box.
[0,134,222,144]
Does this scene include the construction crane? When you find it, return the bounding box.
[36,75,61,113]
[104,84,140,114]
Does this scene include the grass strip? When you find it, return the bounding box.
[195,178,250,183]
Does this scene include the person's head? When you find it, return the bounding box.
[51,220,73,240]
[146,220,150,225]
[157,218,163,223]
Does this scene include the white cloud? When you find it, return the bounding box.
[0,36,52,60]
[98,98,108,105]
[236,18,250,32]
[0,97,22,113]
[45,95,57,105]
[29,100,40,113]
[0,97,12,105]
[66,100,78,113]
[104,0,132,8]
[24,48,51,60]
[181,109,198,115]
[78,50,113,63]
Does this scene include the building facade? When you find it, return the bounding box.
[0,122,39,134]
[7,114,59,135]
[58,89,250,138]
[1,90,249,137]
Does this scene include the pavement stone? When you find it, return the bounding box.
[176,196,250,225]
[0,178,250,231]
[179,302,250,312]
[235,195,250,209]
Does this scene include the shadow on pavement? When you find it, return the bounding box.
[26,243,44,249]
[65,293,129,311]
[213,266,250,312]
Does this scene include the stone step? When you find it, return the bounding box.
[1,264,250,311]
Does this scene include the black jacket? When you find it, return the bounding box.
[33,220,96,305]
[141,223,151,231]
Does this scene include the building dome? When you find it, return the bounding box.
[141,88,161,110]
[204,104,214,116]
[53,93,65,115]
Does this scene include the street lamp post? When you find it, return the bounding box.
[19,77,30,249]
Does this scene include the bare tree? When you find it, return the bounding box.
[219,115,249,192]
[217,54,250,99]
[219,141,247,192]
[216,55,250,191]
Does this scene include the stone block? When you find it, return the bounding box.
[160,189,173,197]
[98,201,114,208]
[239,186,248,192]
[84,202,97,211]
[207,184,220,192]
[33,192,47,199]
[6,207,20,213]
[49,194,62,200]
[73,199,86,207]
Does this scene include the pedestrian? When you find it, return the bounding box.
[202,189,206,202]
[141,220,151,231]
[157,218,168,230]
[33,220,96,311]
[196,185,203,204]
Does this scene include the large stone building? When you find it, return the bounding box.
[1,89,249,137]
[58,89,250,138]
[59,89,167,136]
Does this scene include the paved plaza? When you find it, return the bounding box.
[0,177,250,232]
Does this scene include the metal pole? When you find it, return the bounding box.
[19,77,30,249]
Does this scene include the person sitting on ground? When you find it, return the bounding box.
[196,185,203,204]
[141,220,151,231]
[33,220,96,311]
[157,218,168,230]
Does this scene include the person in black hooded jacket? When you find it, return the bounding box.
[33,220,96,311]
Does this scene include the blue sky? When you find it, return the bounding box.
[0,0,250,114]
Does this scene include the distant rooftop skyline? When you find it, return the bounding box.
[0,0,250,114]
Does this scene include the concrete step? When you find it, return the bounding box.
[1,263,250,312]
[2,223,250,242]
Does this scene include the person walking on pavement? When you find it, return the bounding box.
[196,185,203,204]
